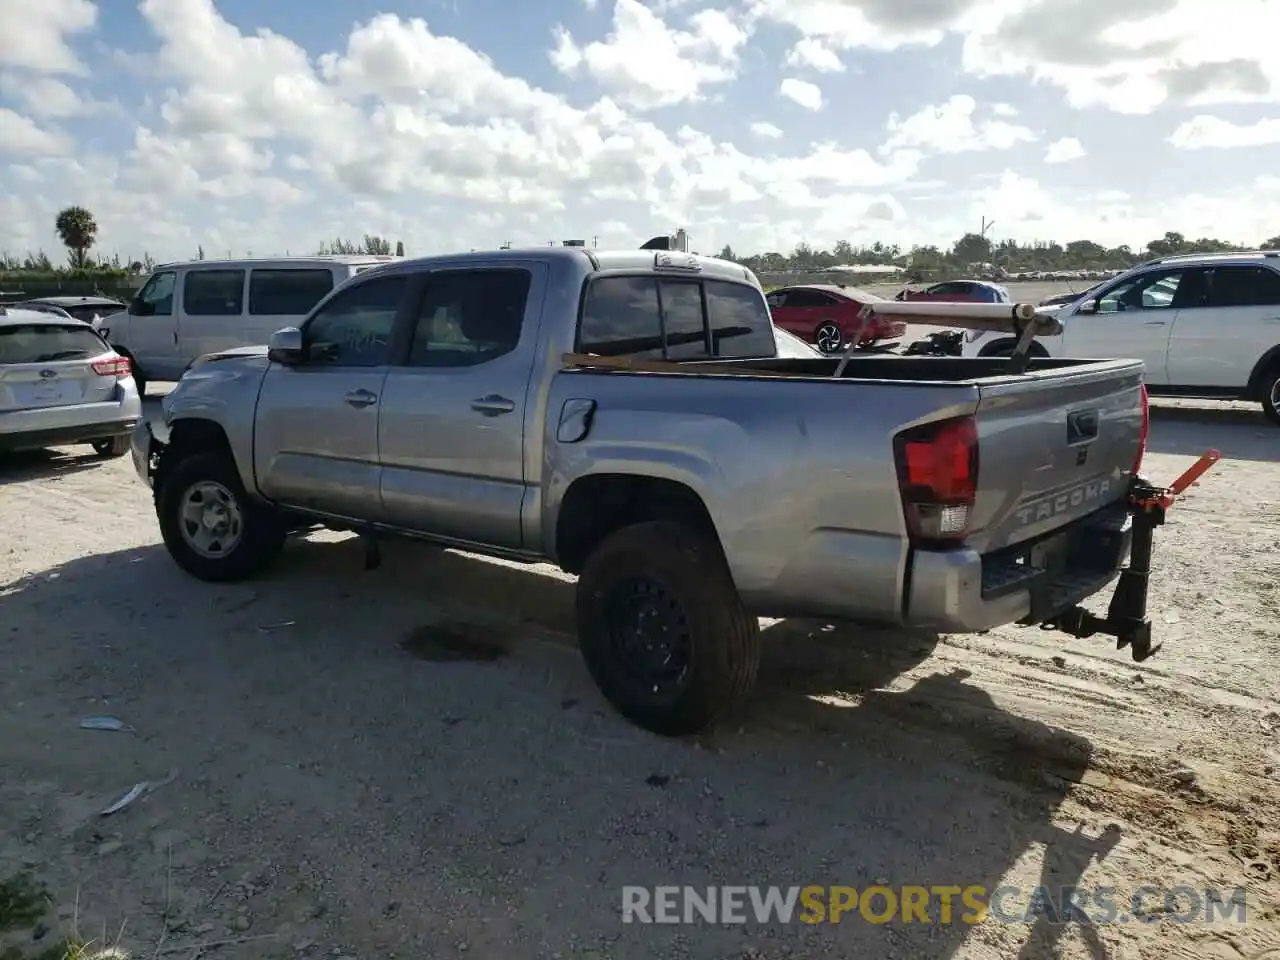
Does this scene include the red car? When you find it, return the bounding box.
[765,284,905,354]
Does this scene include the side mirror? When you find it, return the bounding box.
[268,326,305,365]
[1077,299,1098,315]
[131,299,155,317]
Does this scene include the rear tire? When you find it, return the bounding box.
[575,520,761,736]
[91,436,129,458]
[156,451,285,582]
[1261,364,1280,426]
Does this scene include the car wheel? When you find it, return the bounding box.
[575,520,761,737]
[91,436,129,458]
[1261,364,1280,426]
[157,451,285,582]
[815,322,843,354]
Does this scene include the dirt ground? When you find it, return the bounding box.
[1,395,1278,960]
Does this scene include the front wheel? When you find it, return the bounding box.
[1261,365,1280,426]
[575,521,761,736]
[156,451,285,582]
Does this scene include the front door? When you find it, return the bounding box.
[122,269,181,379]
[253,272,410,520]
[377,263,547,550]
[1062,267,1184,384]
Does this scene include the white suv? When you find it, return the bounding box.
[962,251,1280,425]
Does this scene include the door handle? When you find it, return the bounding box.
[344,389,378,408]
[471,394,515,416]
[1142,320,1166,326]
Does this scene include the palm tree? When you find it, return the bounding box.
[55,205,98,269]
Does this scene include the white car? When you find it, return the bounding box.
[0,307,143,458]
[962,250,1280,425]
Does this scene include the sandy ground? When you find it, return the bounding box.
[1,394,1278,960]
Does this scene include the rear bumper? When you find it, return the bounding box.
[0,398,143,452]
[905,503,1133,632]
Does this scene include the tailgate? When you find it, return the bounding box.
[966,359,1145,554]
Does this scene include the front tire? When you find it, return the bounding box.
[1261,364,1280,426]
[91,436,129,458]
[575,521,761,736]
[157,451,285,582]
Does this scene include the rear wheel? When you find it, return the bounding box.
[1261,364,1280,426]
[575,521,761,736]
[157,451,285,581]
[815,322,843,354]
[91,436,129,458]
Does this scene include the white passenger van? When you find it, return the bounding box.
[100,256,397,394]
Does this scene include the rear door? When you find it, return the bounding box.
[178,267,248,362]
[0,322,118,413]
[377,263,546,549]
[1061,268,1182,383]
[1166,265,1280,388]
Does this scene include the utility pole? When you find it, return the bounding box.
[592,235,598,249]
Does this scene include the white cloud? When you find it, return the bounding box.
[779,77,823,110]
[0,0,96,75]
[881,94,1036,155]
[0,108,70,156]
[549,0,747,109]
[1168,115,1280,150]
[784,39,845,73]
[752,0,1280,115]
[1044,136,1086,163]
[1,0,1279,261]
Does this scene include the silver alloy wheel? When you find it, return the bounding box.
[178,480,244,558]
[816,322,843,353]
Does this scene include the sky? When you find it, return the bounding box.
[0,0,1278,263]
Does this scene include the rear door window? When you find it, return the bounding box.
[249,269,335,315]
[183,269,246,316]
[1203,266,1280,307]
[0,323,108,363]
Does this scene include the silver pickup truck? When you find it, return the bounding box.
[130,247,1172,736]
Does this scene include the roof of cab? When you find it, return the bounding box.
[356,246,758,285]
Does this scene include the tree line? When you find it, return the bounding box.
[3,204,1278,282]
[718,231,1280,277]
[0,206,407,282]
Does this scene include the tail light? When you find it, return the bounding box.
[1133,383,1149,475]
[893,415,979,544]
[91,353,131,378]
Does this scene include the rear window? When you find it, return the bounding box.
[0,324,108,363]
[249,269,335,315]
[578,276,775,359]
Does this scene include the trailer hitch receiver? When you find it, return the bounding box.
[1044,450,1220,661]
